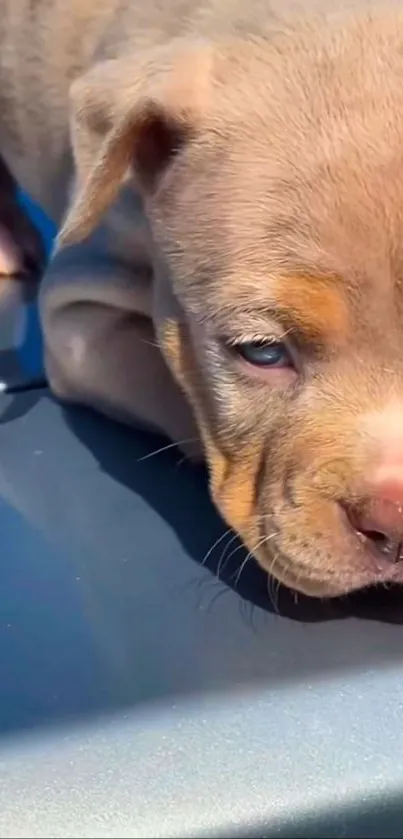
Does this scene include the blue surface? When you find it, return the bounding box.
[18,190,57,254]
[1,192,57,387]
[1,389,403,837]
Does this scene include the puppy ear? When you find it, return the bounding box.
[58,40,213,247]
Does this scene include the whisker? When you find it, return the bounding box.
[267,557,281,614]
[201,528,234,568]
[216,513,275,575]
[137,438,198,461]
[205,585,230,614]
[139,337,162,350]
[217,532,242,577]
[238,597,257,631]
[223,540,246,567]
[295,567,307,601]
[175,452,193,469]
[238,530,281,607]
[233,532,274,588]
[233,552,253,588]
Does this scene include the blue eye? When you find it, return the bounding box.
[237,340,292,368]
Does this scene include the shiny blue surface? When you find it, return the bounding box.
[0,389,402,837]
[14,192,56,382]
[18,190,57,253]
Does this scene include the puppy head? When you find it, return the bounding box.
[60,4,403,597]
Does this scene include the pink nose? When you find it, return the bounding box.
[345,419,403,560]
[346,496,403,562]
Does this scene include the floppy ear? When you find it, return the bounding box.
[58,39,213,248]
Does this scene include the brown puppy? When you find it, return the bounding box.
[2,0,403,597]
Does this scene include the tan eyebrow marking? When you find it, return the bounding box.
[270,274,349,343]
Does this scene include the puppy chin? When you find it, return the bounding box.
[252,543,374,599]
[249,496,403,599]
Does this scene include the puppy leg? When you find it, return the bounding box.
[40,229,203,462]
[0,157,45,279]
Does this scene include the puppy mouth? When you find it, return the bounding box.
[253,505,403,599]
[254,535,354,598]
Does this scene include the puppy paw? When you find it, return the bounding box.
[0,208,45,281]
[0,158,46,281]
[0,225,28,276]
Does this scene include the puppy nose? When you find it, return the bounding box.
[345,498,403,562]
[346,499,403,562]
[352,405,403,560]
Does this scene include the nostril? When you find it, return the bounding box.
[342,503,403,563]
[359,529,397,557]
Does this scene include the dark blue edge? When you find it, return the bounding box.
[10,192,58,383]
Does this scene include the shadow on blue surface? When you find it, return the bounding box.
[64,402,403,626]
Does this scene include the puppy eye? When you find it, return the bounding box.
[236,340,293,368]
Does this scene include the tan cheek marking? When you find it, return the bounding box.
[160,317,198,400]
[272,275,349,343]
[161,318,261,543]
